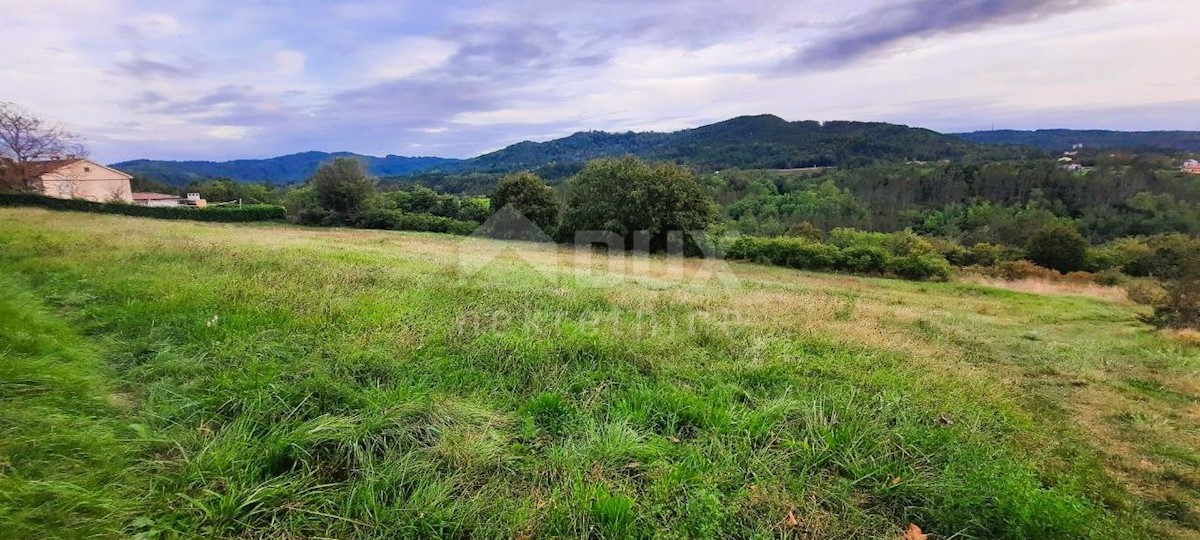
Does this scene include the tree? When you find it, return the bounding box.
[490,172,559,232]
[0,102,86,190]
[1026,222,1089,273]
[563,156,717,252]
[309,157,375,219]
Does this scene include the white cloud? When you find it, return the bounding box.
[363,37,458,82]
[273,50,307,76]
[207,125,253,140]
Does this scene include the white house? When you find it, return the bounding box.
[2,158,133,203]
[1183,159,1200,175]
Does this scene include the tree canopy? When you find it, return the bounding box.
[310,157,375,218]
[563,156,717,251]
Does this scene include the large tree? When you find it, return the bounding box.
[309,157,375,218]
[490,172,558,232]
[563,156,717,251]
[0,102,86,190]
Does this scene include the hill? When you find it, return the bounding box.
[113,152,461,186]
[113,116,1034,185]
[955,129,1200,152]
[2,208,1195,537]
[458,115,1030,173]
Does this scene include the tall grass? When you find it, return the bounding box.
[1,209,1192,538]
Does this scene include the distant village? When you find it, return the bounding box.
[1055,143,1200,175]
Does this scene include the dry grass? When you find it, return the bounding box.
[960,275,1131,303]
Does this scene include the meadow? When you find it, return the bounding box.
[1,207,1197,539]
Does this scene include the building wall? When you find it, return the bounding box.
[142,198,182,207]
[38,161,133,203]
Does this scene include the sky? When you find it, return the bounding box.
[2,0,1197,163]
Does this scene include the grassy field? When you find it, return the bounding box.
[1,207,1197,539]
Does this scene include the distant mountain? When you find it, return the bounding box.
[112,152,461,186]
[115,115,1040,185]
[459,115,1025,173]
[954,129,1200,152]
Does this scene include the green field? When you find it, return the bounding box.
[1,208,1197,539]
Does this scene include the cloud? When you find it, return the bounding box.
[114,57,194,78]
[778,0,1109,72]
[272,50,306,76]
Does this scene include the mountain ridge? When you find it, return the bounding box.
[115,116,1198,186]
[953,129,1200,152]
[113,152,460,186]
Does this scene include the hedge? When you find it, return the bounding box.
[0,192,286,222]
[725,234,952,281]
[357,208,479,235]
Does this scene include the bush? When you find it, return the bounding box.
[1125,280,1168,306]
[887,253,953,281]
[1154,277,1200,328]
[357,208,477,235]
[726,236,839,270]
[0,193,285,222]
[1123,234,1200,279]
[838,245,889,274]
[1026,223,1089,273]
[994,260,1061,281]
[726,233,952,280]
[1092,269,1126,286]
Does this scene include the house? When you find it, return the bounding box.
[1057,156,1073,163]
[1,158,133,203]
[132,192,208,208]
[1183,159,1200,175]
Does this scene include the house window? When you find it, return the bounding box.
[84,166,91,172]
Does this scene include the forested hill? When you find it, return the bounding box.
[113,116,1037,185]
[459,115,1032,173]
[954,129,1200,152]
[112,152,461,186]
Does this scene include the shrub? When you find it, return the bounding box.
[828,227,887,249]
[966,243,1005,266]
[0,193,286,222]
[779,239,840,270]
[886,229,938,257]
[1152,259,1200,328]
[1125,280,1168,306]
[727,236,839,270]
[995,260,1061,281]
[1123,234,1200,279]
[887,253,953,281]
[357,208,477,235]
[728,231,952,280]
[1092,269,1126,286]
[1026,223,1089,273]
[838,245,890,274]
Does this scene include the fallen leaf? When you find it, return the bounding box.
[625,461,641,469]
[905,523,928,540]
[890,476,902,486]
[937,414,953,425]
[785,510,799,529]
[667,436,681,443]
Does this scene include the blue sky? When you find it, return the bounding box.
[2,0,1197,163]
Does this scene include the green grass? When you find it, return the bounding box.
[1,208,1197,538]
